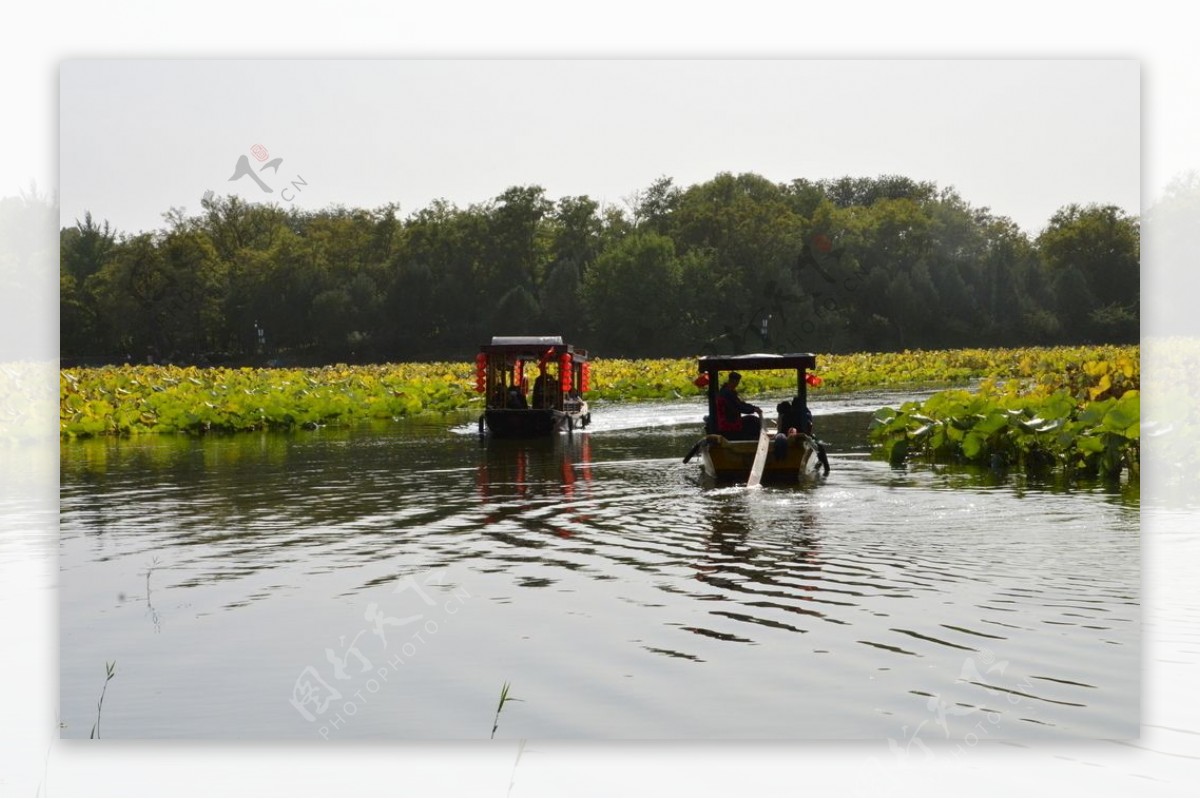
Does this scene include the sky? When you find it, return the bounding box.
[59,59,1139,236]
[6,2,1200,797]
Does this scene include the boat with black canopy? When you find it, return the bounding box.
[683,352,829,484]
[474,336,591,437]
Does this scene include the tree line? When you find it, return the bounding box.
[59,172,1139,364]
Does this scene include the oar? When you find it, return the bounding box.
[682,438,706,464]
[799,433,830,476]
[746,426,771,488]
[815,439,830,476]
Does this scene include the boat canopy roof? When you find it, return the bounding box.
[479,335,589,361]
[490,336,562,347]
[697,353,816,373]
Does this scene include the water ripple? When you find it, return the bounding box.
[59,405,1139,738]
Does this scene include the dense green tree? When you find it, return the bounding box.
[60,213,117,355]
[549,196,602,269]
[783,179,828,220]
[201,195,289,263]
[790,200,860,351]
[58,172,1139,363]
[159,224,226,356]
[818,174,937,209]
[632,175,681,234]
[539,196,602,341]
[1051,265,1098,341]
[670,173,805,351]
[540,260,584,341]
[387,260,435,354]
[479,186,552,301]
[582,231,683,356]
[493,285,543,336]
[1037,203,1139,341]
[384,199,489,357]
[61,212,116,283]
[87,233,171,357]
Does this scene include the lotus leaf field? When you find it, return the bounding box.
[868,346,1140,480]
[60,345,1140,480]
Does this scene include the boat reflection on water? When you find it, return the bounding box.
[690,490,828,632]
[475,434,595,538]
[476,434,594,498]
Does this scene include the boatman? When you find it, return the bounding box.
[716,371,762,440]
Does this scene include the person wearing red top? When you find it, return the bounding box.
[715,371,762,440]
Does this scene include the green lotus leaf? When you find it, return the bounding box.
[975,412,1011,435]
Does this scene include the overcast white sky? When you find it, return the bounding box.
[59,59,1139,236]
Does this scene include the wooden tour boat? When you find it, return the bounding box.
[475,336,591,437]
[683,352,829,484]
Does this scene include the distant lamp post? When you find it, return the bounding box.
[254,321,266,355]
[760,313,772,347]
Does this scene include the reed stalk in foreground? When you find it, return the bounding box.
[90,660,117,739]
[491,681,521,739]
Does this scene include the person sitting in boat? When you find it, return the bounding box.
[777,398,830,476]
[505,383,528,409]
[530,372,550,409]
[716,371,762,440]
[776,398,812,436]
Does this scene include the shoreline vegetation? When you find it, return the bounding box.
[61,344,1139,481]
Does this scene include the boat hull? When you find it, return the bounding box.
[483,405,590,438]
[699,433,818,484]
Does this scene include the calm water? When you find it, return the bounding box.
[59,394,1139,740]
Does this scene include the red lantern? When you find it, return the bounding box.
[560,353,572,392]
[805,372,823,387]
[475,353,487,393]
[581,362,590,392]
[514,359,524,389]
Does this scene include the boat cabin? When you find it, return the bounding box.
[475,336,591,437]
[697,353,817,435]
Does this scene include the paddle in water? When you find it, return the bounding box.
[746,426,771,488]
